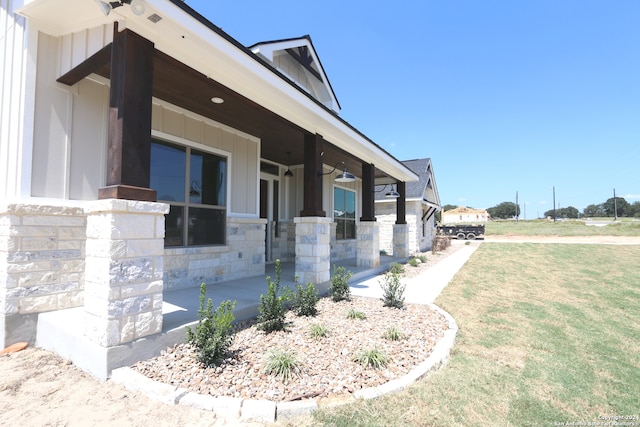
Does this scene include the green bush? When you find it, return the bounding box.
[185,283,236,367]
[408,258,421,267]
[264,347,300,382]
[290,282,319,317]
[416,255,428,263]
[330,266,353,302]
[380,262,406,309]
[257,259,289,332]
[389,262,405,275]
[352,348,388,369]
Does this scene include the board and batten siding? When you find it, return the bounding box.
[151,101,260,216]
[1,0,32,199]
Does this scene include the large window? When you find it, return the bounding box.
[334,187,356,240]
[151,140,227,247]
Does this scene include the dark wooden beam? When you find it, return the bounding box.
[57,44,112,86]
[300,133,325,217]
[360,162,375,222]
[396,181,407,225]
[100,27,156,201]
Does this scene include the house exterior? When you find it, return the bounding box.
[1,0,426,370]
[442,206,489,223]
[375,158,440,255]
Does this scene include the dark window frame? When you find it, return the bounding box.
[151,139,227,247]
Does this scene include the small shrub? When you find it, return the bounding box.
[308,323,329,339]
[185,283,236,367]
[352,348,388,369]
[380,262,406,309]
[416,255,428,263]
[257,259,290,333]
[383,326,406,341]
[389,262,405,275]
[264,347,300,382]
[290,282,319,317]
[408,258,421,267]
[330,266,353,302]
[346,308,367,320]
[465,241,471,246]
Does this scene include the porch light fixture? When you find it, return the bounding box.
[210,97,224,104]
[385,185,400,199]
[95,0,145,16]
[319,161,356,183]
[374,184,400,199]
[284,152,293,177]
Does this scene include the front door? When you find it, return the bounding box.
[260,171,280,262]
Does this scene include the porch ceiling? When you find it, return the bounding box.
[23,0,416,184]
[58,44,393,183]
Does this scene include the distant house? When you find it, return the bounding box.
[375,159,441,256]
[442,206,488,223]
[1,0,425,375]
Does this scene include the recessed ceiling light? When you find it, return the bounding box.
[211,97,224,104]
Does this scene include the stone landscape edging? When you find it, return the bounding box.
[110,303,458,424]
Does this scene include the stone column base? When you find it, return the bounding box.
[393,223,410,258]
[357,222,380,268]
[294,217,331,285]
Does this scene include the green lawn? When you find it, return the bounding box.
[486,219,640,236]
[297,243,640,426]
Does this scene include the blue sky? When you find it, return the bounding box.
[188,0,639,217]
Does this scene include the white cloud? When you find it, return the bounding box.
[623,194,640,200]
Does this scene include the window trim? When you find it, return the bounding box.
[333,185,357,241]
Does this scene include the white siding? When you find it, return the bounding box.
[0,0,33,199]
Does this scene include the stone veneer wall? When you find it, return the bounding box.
[0,202,86,347]
[163,217,266,291]
[376,200,431,255]
[271,220,295,262]
[329,222,356,261]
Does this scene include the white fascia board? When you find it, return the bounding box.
[138,1,417,183]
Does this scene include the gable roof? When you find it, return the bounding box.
[249,36,341,113]
[374,158,440,207]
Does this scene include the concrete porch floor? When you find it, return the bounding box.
[162,255,404,332]
[37,255,405,379]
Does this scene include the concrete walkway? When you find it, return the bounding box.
[351,242,480,304]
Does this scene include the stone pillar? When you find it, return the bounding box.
[84,199,168,347]
[393,223,410,258]
[357,222,380,268]
[294,217,331,285]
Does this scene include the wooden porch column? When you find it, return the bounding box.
[360,162,375,221]
[300,133,325,217]
[396,181,407,224]
[98,27,156,202]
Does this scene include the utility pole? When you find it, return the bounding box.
[553,186,556,222]
[614,188,618,220]
[515,191,519,222]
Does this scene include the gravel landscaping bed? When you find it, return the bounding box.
[132,296,448,403]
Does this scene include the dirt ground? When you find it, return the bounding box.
[1,235,636,427]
